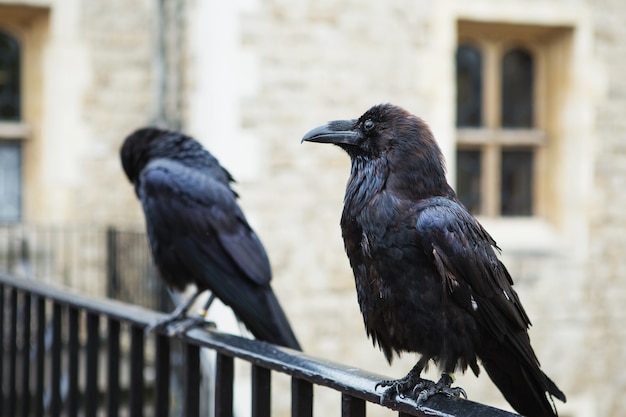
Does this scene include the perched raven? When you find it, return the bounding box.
[302,104,565,416]
[121,127,301,350]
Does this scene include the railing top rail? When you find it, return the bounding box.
[0,271,518,417]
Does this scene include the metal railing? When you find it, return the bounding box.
[0,224,166,310]
[0,272,518,417]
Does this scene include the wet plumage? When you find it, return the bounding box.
[302,103,565,416]
[121,127,300,350]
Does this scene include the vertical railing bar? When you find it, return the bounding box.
[85,312,100,417]
[215,352,234,417]
[34,296,45,417]
[107,319,121,417]
[0,284,4,416]
[129,325,145,417]
[154,334,171,417]
[106,227,119,299]
[20,292,32,417]
[341,393,366,417]
[291,377,313,417]
[251,365,271,417]
[50,302,63,417]
[8,287,18,417]
[183,343,201,417]
[67,307,80,417]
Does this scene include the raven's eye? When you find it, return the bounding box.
[363,119,375,131]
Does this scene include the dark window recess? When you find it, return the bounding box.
[456,44,482,127]
[500,148,533,216]
[501,48,534,128]
[0,31,21,121]
[456,149,482,214]
[0,140,22,223]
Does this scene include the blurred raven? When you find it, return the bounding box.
[121,127,300,350]
[302,104,565,416]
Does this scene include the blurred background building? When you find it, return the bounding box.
[0,0,623,415]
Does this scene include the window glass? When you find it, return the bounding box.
[456,44,482,127]
[500,148,533,216]
[0,31,20,121]
[0,141,22,223]
[501,48,534,128]
[456,149,482,214]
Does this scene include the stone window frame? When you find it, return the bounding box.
[455,20,570,220]
[455,19,571,220]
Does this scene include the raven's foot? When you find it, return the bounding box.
[145,313,185,335]
[166,315,216,336]
[146,290,204,335]
[376,374,434,404]
[412,373,467,404]
[145,312,216,336]
[145,313,216,336]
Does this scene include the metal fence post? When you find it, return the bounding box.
[106,226,119,299]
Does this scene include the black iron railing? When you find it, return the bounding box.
[0,272,518,417]
[0,224,166,310]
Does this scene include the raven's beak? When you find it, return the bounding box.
[301,119,360,146]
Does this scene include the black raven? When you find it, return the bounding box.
[121,127,301,350]
[302,104,565,416]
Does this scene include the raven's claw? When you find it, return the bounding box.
[146,314,216,336]
[166,315,216,336]
[376,373,467,407]
[413,374,467,405]
[376,376,435,404]
[145,313,185,335]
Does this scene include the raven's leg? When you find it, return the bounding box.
[145,289,205,335]
[412,357,468,402]
[413,372,467,404]
[165,292,218,335]
[376,356,432,403]
[198,292,216,317]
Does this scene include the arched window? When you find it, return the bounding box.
[456,44,482,127]
[501,47,534,128]
[0,30,21,223]
[0,30,20,121]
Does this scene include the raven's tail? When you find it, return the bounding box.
[237,288,302,351]
[479,336,566,417]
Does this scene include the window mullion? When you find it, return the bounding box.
[483,42,501,217]
[483,43,500,129]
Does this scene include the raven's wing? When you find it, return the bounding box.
[415,197,565,413]
[415,197,530,336]
[138,159,300,349]
[139,158,271,288]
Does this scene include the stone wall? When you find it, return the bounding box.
[588,1,626,416]
[77,0,158,224]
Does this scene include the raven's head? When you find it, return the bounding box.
[121,127,207,183]
[302,103,441,160]
[120,127,172,183]
[302,103,450,197]
[121,127,232,191]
